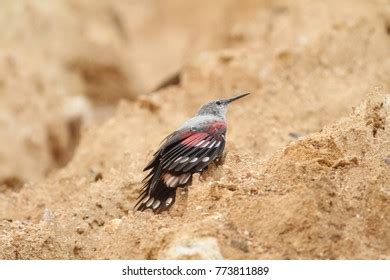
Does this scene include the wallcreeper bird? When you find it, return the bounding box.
[135,93,250,213]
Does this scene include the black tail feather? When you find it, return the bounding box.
[134,181,176,213]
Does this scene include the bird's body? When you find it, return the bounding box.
[135,93,249,213]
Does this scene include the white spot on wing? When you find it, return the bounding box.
[146,197,154,207]
[165,197,173,206]
[142,195,150,204]
[215,141,221,148]
[201,141,210,148]
[174,156,182,162]
[209,141,216,148]
[166,176,176,187]
[152,200,161,209]
[163,173,172,183]
[190,157,198,163]
[202,157,210,162]
[168,177,179,188]
[196,140,205,147]
[180,157,189,163]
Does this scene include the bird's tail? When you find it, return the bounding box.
[134,181,177,213]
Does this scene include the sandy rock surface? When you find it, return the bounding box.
[0,0,389,259]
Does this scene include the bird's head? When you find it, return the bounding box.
[196,93,250,119]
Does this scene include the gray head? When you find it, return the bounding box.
[196,93,250,119]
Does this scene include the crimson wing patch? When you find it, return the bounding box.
[135,127,226,213]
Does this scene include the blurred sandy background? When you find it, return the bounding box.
[0,0,389,259]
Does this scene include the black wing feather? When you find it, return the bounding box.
[135,127,226,213]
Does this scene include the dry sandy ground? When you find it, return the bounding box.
[0,0,389,259]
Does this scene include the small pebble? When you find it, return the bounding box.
[288,132,304,139]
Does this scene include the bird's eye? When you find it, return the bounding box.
[216,101,221,105]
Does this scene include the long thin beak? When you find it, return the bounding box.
[225,93,250,104]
